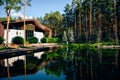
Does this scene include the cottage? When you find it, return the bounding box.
[0,19,52,43]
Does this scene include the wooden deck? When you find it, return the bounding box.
[0,44,59,59]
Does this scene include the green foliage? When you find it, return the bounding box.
[38,0,120,44]
[26,63,36,70]
[28,36,38,44]
[0,17,7,21]
[61,43,97,50]
[0,0,4,5]
[62,31,68,42]
[102,41,116,45]
[2,0,23,14]
[12,36,24,45]
[0,46,6,50]
[47,38,60,43]
[67,28,74,43]
[0,17,17,21]
[41,37,60,43]
[0,37,4,44]
[41,37,47,43]
[43,11,63,37]
[0,0,31,17]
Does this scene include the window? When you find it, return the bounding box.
[26,30,34,41]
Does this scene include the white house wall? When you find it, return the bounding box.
[4,29,24,43]
[34,31,44,42]
[4,29,44,43]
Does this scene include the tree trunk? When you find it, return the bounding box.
[97,11,102,43]
[74,11,77,42]
[89,0,93,42]
[113,0,118,44]
[24,0,26,46]
[78,0,82,42]
[6,15,10,47]
[85,13,89,41]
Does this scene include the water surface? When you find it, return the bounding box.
[0,47,120,80]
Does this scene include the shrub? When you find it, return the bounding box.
[0,36,4,44]
[47,38,60,43]
[12,36,24,45]
[41,37,47,43]
[41,37,60,43]
[28,36,38,44]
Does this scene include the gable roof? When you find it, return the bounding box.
[0,19,51,33]
[0,19,52,38]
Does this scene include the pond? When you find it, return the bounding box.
[0,47,120,80]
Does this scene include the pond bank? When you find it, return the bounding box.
[60,43,120,49]
[97,45,120,49]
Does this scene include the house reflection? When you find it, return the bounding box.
[0,52,46,79]
[4,56,25,67]
[34,52,44,59]
[0,52,44,67]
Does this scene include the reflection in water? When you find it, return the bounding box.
[4,56,24,67]
[115,50,118,68]
[80,63,82,80]
[34,52,44,59]
[90,56,93,80]
[24,55,26,80]
[0,48,120,80]
[7,59,10,80]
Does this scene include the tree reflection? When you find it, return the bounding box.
[55,47,120,80]
[7,59,10,80]
[24,55,26,80]
[0,60,5,78]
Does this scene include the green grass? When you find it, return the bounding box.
[0,46,6,50]
[0,46,15,50]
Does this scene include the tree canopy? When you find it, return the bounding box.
[37,0,120,44]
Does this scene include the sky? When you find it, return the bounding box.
[0,0,72,19]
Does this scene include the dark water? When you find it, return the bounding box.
[0,47,120,80]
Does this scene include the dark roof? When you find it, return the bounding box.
[0,19,51,32]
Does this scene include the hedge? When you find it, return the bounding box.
[28,36,38,44]
[41,37,60,43]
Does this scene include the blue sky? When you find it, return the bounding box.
[0,0,72,19]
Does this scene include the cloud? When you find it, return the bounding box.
[11,10,33,19]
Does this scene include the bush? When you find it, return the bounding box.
[41,37,47,43]
[12,36,24,45]
[28,36,38,44]
[41,37,60,43]
[0,37,4,44]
